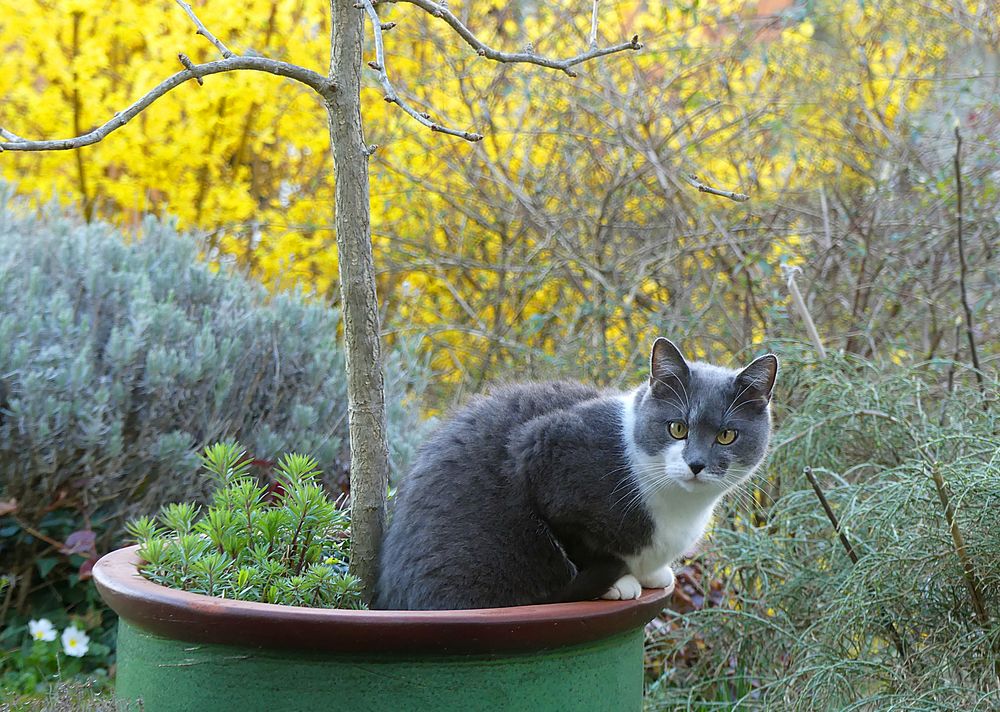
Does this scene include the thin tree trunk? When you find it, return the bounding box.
[328,0,389,603]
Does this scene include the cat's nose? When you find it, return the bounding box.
[688,461,706,476]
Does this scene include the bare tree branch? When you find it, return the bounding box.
[174,0,235,58]
[362,0,482,142]
[0,128,26,143]
[177,53,203,85]
[0,0,335,153]
[684,173,750,202]
[393,0,641,77]
[0,57,333,152]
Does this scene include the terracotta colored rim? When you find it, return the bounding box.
[94,545,670,655]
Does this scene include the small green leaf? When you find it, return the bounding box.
[36,557,59,578]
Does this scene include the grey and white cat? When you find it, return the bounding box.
[374,338,777,610]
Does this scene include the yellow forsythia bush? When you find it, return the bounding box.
[0,0,966,381]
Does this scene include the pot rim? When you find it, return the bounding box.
[94,545,670,655]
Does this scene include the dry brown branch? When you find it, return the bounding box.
[392,0,641,77]
[927,463,1000,685]
[953,126,985,396]
[684,173,750,202]
[362,0,482,141]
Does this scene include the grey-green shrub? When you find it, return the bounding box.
[0,185,430,538]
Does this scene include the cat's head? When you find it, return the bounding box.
[631,338,777,494]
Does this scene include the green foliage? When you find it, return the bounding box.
[645,348,1000,709]
[0,186,429,634]
[0,612,112,698]
[128,442,364,609]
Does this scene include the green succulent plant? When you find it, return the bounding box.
[126,442,364,609]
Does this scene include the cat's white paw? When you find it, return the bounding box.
[601,574,642,600]
[638,565,675,594]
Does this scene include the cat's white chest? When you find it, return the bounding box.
[617,389,720,580]
[625,493,715,579]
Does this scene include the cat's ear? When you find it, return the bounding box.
[649,338,690,400]
[735,354,778,406]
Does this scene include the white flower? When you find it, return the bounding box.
[61,625,90,657]
[29,618,57,642]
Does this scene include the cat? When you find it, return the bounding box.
[373,338,777,610]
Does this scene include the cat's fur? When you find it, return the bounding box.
[374,339,777,610]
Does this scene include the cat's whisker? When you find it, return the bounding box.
[606,462,665,491]
[599,462,641,482]
[651,376,690,413]
[618,474,677,524]
[741,479,775,507]
[724,415,760,425]
[722,381,757,422]
[720,473,774,514]
[726,484,761,514]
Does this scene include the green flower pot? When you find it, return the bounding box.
[94,546,669,711]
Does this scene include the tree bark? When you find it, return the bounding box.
[328,0,389,603]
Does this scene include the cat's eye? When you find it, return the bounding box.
[668,421,688,439]
[716,429,738,445]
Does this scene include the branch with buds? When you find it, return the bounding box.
[392,0,641,78]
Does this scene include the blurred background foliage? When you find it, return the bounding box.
[0,0,998,707]
[0,193,431,696]
[2,0,995,396]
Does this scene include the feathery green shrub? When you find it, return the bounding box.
[128,442,364,609]
[646,347,999,710]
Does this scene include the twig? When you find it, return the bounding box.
[804,468,909,660]
[928,464,1000,686]
[174,0,235,58]
[588,0,600,49]
[782,264,827,358]
[393,0,641,77]
[819,185,832,250]
[11,516,66,551]
[0,57,333,152]
[362,0,482,142]
[946,318,961,394]
[684,173,750,202]
[1,0,334,152]
[953,126,985,398]
[804,468,859,564]
[929,466,990,627]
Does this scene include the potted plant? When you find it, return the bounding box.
[94,443,670,710]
